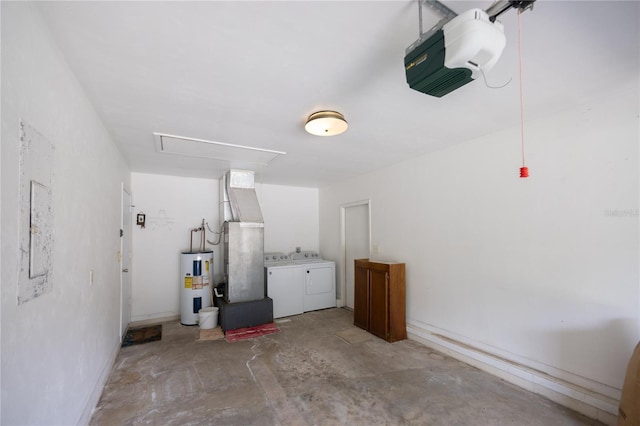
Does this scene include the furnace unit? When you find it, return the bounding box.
[217,170,273,331]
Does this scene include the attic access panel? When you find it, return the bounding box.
[153,132,286,165]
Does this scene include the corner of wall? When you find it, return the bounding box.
[407,322,620,426]
[77,340,122,425]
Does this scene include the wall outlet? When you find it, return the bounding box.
[89,269,94,286]
[372,245,380,254]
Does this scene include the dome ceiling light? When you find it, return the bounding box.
[304,111,348,136]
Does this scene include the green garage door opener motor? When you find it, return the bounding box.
[404,0,536,98]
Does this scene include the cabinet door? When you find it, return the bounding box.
[353,264,369,330]
[368,269,389,340]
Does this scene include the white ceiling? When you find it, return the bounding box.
[38,1,639,187]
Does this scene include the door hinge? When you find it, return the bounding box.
[120,229,123,237]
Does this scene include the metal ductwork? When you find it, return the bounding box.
[220,170,266,304]
[220,169,263,223]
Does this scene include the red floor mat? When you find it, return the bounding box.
[225,322,280,342]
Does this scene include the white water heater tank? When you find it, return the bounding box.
[180,251,213,325]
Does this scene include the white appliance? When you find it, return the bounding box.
[180,251,213,325]
[290,251,336,313]
[264,253,302,319]
[404,6,512,97]
[264,251,336,318]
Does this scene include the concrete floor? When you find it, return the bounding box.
[91,308,603,425]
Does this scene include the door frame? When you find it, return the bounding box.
[339,199,371,308]
[120,183,132,339]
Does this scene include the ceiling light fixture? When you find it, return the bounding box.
[304,111,348,136]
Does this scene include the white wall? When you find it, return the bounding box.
[1,3,130,424]
[130,173,219,322]
[131,173,319,322]
[319,79,639,416]
[256,183,319,254]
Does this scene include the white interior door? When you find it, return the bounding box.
[120,186,132,339]
[344,203,370,309]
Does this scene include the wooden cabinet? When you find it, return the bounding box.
[353,259,406,342]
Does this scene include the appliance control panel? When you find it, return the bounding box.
[290,251,322,262]
[264,252,292,265]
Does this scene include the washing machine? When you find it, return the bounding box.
[264,253,304,319]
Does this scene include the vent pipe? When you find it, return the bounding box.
[220,170,263,224]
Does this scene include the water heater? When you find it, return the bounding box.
[180,251,213,325]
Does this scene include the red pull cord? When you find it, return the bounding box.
[517,9,529,178]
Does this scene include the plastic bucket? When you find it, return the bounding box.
[198,307,218,329]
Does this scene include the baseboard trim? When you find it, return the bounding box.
[129,314,180,329]
[77,340,121,425]
[406,321,619,426]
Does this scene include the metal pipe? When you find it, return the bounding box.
[201,219,206,252]
[189,221,207,252]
